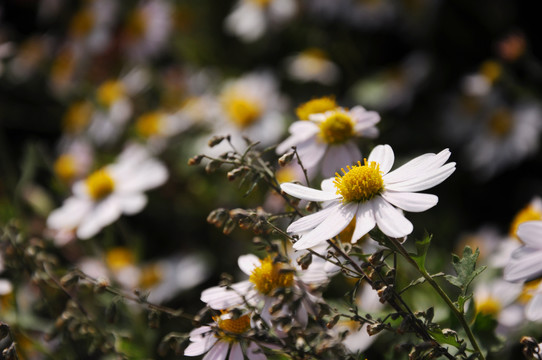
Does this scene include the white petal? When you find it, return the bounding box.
[200,281,253,309]
[385,162,456,192]
[229,343,244,360]
[321,144,360,178]
[368,145,394,174]
[276,122,318,154]
[119,193,147,215]
[517,221,542,248]
[47,197,92,231]
[503,251,542,282]
[384,149,451,184]
[76,197,122,239]
[381,191,438,212]
[287,203,341,233]
[320,178,336,192]
[238,254,261,276]
[526,293,542,321]
[295,139,327,169]
[372,197,413,238]
[114,159,168,193]
[203,340,229,360]
[352,202,376,242]
[293,202,357,249]
[247,342,267,360]
[185,331,217,356]
[280,182,341,202]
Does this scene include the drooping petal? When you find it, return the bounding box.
[238,254,261,276]
[185,330,217,356]
[372,197,413,238]
[246,342,267,360]
[47,197,93,231]
[281,182,341,202]
[77,197,122,239]
[367,145,394,175]
[287,202,341,233]
[352,202,376,242]
[526,292,542,322]
[202,339,229,360]
[229,343,244,360]
[504,251,542,282]
[293,202,357,249]
[381,191,438,212]
[200,281,253,309]
[295,139,327,169]
[384,162,456,192]
[517,221,542,248]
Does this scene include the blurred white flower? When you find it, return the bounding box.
[46,144,168,239]
[225,0,297,42]
[285,48,340,85]
[505,221,542,283]
[53,139,94,184]
[472,278,524,330]
[67,0,117,54]
[276,105,380,178]
[281,145,455,249]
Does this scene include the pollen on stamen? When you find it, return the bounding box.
[334,159,384,203]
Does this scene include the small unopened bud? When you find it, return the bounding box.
[205,160,222,174]
[278,151,295,167]
[227,166,249,181]
[188,155,204,166]
[208,135,226,147]
[222,218,236,235]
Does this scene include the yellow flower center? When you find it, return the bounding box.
[248,0,272,7]
[318,111,355,144]
[488,108,513,137]
[136,112,163,137]
[296,96,337,120]
[139,263,164,289]
[63,101,92,134]
[125,9,147,39]
[54,154,77,182]
[509,204,542,238]
[480,60,502,84]
[276,167,298,184]
[518,279,542,304]
[86,169,115,200]
[69,9,94,37]
[334,159,384,203]
[222,96,263,128]
[97,80,125,108]
[105,247,135,271]
[215,313,251,334]
[249,257,294,295]
[475,296,501,315]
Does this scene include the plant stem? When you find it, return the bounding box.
[388,237,486,360]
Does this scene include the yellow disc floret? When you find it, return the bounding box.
[54,154,77,182]
[63,101,92,134]
[97,80,125,108]
[136,112,163,137]
[215,313,251,334]
[296,96,337,120]
[249,0,272,6]
[318,111,355,144]
[86,169,115,200]
[105,247,135,271]
[475,296,501,316]
[222,96,262,128]
[334,159,384,203]
[509,203,542,238]
[249,257,294,295]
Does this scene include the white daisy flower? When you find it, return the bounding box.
[135,110,193,153]
[201,253,327,328]
[285,48,340,85]
[280,144,456,249]
[276,105,380,178]
[504,221,542,283]
[224,0,297,42]
[184,310,267,360]
[46,144,168,239]
[53,139,94,184]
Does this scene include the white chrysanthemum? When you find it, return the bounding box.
[276,106,380,178]
[504,221,542,283]
[224,0,297,42]
[46,144,167,239]
[280,144,456,249]
[184,311,267,360]
[285,48,340,85]
[201,254,327,328]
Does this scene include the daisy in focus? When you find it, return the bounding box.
[280,144,456,249]
[46,144,168,240]
[184,310,268,360]
[201,253,327,328]
[276,101,380,178]
[224,0,297,43]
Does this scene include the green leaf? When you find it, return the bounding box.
[410,234,432,272]
[428,328,464,349]
[444,246,486,295]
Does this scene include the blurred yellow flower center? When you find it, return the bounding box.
[223,96,262,128]
[319,111,355,144]
[97,81,125,108]
[106,247,135,271]
[249,257,294,295]
[136,112,163,137]
[63,101,92,134]
[488,108,513,137]
[475,297,501,316]
[518,279,542,304]
[126,9,147,39]
[276,167,298,184]
[248,0,272,7]
[86,169,115,200]
[215,313,251,335]
[296,96,337,120]
[334,159,384,203]
[54,154,77,182]
[480,60,502,84]
[509,203,542,238]
[139,264,163,289]
[69,9,94,37]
